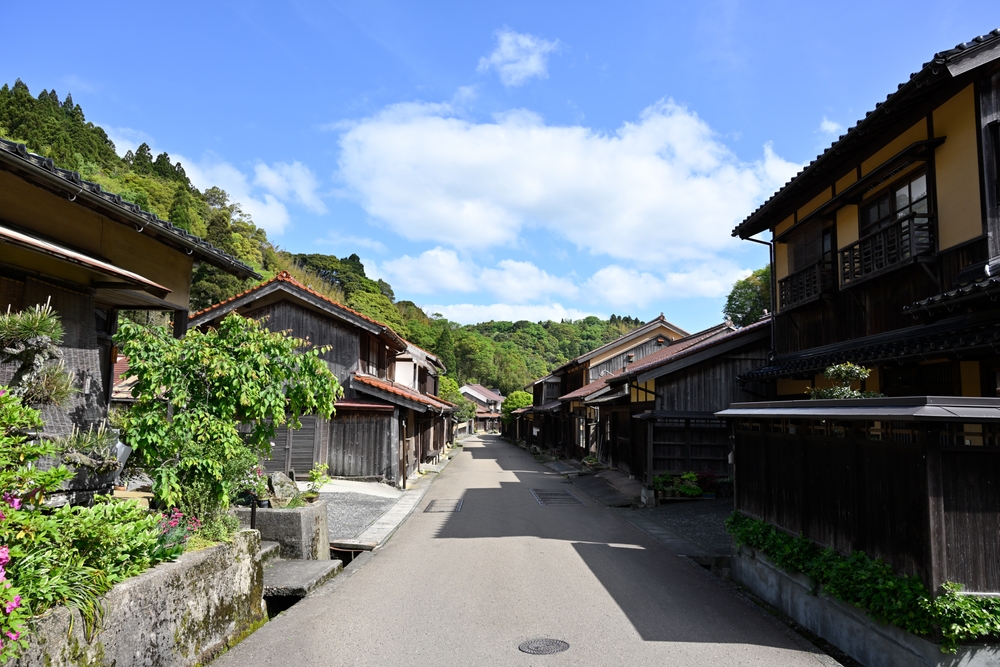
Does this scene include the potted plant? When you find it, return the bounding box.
[303,463,330,502]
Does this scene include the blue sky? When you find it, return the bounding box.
[4,1,998,333]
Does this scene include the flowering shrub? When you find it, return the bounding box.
[236,465,269,499]
[0,540,28,660]
[153,509,202,560]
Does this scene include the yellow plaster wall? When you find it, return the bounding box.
[589,323,683,366]
[0,170,194,308]
[961,361,982,397]
[836,205,859,250]
[797,187,833,221]
[776,379,811,397]
[630,379,655,403]
[865,366,881,393]
[836,170,858,194]
[933,85,984,250]
[775,244,789,281]
[775,215,795,236]
[860,120,928,176]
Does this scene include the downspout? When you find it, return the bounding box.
[743,235,776,360]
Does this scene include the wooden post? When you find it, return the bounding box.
[924,428,947,595]
[646,420,654,486]
[173,309,188,338]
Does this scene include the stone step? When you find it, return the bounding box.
[263,559,343,597]
[260,540,281,565]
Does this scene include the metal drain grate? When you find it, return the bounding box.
[424,499,463,512]
[519,638,570,655]
[530,489,587,506]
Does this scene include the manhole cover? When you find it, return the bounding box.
[519,638,569,655]
[424,499,463,512]
[530,489,586,506]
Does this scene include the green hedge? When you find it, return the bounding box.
[725,512,1000,653]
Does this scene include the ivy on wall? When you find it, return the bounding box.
[725,512,1000,653]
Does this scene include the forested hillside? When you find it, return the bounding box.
[0,80,645,394]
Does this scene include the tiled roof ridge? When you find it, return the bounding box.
[189,270,397,337]
[464,383,504,401]
[0,137,257,278]
[734,28,1000,238]
[623,318,770,378]
[353,373,452,410]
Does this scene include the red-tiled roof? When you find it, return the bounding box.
[352,374,452,411]
[189,271,398,337]
[335,398,395,411]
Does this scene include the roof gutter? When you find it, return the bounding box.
[0,144,260,280]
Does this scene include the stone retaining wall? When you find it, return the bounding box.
[14,530,266,667]
[235,500,329,560]
[731,545,1000,667]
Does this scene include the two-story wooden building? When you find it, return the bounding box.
[518,315,688,458]
[189,272,453,487]
[734,30,1000,397]
[0,137,258,436]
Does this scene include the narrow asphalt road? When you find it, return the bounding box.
[215,435,834,666]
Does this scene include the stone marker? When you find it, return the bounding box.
[270,471,298,499]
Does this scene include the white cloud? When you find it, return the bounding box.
[370,249,578,303]
[480,259,578,302]
[423,302,596,325]
[179,154,291,234]
[819,116,844,135]
[373,248,479,294]
[583,263,750,309]
[336,98,801,264]
[317,233,388,253]
[254,161,327,214]
[103,126,158,157]
[477,29,560,87]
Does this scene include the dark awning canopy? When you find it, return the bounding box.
[717,396,1000,422]
[740,311,1000,383]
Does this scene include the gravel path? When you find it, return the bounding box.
[320,492,399,540]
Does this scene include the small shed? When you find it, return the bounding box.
[718,396,1000,594]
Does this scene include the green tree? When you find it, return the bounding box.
[724,266,771,327]
[438,376,477,421]
[433,326,457,376]
[347,291,408,337]
[501,390,532,424]
[114,314,342,534]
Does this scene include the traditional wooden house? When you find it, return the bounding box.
[460,383,503,431]
[733,29,1000,399]
[717,30,1000,659]
[517,315,688,457]
[188,272,451,487]
[606,319,770,485]
[0,137,257,435]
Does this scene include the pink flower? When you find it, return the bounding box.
[0,566,6,581]
[2,494,20,511]
[0,510,5,522]
[0,546,8,566]
[5,631,18,641]
[5,595,21,613]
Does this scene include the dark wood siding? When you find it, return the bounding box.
[589,338,668,382]
[244,301,359,381]
[732,419,1000,593]
[263,416,325,476]
[328,410,398,482]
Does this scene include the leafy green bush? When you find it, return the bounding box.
[0,387,186,658]
[725,512,1000,652]
[115,313,342,537]
[808,362,883,400]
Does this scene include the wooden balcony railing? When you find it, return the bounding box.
[840,213,935,286]
[778,261,835,311]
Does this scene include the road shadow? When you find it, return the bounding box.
[430,437,798,648]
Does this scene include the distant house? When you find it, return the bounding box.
[0,137,257,435]
[189,272,452,487]
[460,383,503,432]
[607,319,770,485]
[518,314,688,459]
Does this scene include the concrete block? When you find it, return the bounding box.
[14,530,266,667]
[731,546,1000,667]
[235,500,330,560]
[263,559,342,597]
